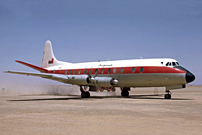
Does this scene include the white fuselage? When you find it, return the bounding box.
[45,58,187,88]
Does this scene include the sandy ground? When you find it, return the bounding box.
[0,86,202,135]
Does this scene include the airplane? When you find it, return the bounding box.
[4,40,195,99]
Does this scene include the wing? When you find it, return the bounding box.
[4,71,69,83]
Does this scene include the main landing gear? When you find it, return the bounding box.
[121,90,129,97]
[121,87,130,97]
[80,86,90,98]
[164,90,172,99]
[81,91,90,98]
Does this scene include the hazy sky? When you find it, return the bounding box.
[1,0,202,86]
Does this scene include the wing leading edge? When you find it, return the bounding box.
[4,71,69,83]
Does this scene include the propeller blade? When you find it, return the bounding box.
[93,69,99,78]
[84,69,91,78]
[93,82,98,90]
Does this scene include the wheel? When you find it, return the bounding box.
[121,90,129,97]
[81,91,90,98]
[81,92,86,98]
[86,91,90,98]
[164,94,171,99]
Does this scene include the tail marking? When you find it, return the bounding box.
[48,58,54,64]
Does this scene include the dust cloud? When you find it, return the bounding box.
[0,74,80,95]
[0,74,116,96]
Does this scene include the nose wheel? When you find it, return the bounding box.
[164,90,172,99]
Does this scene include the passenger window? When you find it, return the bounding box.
[132,67,135,73]
[65,70,68,75]
[113,68,116,73]
[69,70,72,74]
[73,70,76,74]
[78,69,81,74]
[90,69,92,74]
[108,68,111,74]
[140,67,144,73]
[101,68,104,74]
[120,68,124,73]
[95,69,99,74]
[84,69,87,74]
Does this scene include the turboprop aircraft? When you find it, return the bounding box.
[5,40,195,99]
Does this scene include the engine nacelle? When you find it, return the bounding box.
[68,75,88,85]
[67,75,119,87]
[95,77,119,87]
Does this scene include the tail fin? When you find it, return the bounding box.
[41,40,70,68]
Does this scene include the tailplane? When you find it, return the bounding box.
[41,40,71,68]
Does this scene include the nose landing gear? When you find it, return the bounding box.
[164,90,172,99]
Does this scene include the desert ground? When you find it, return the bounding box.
[0,85,201,135]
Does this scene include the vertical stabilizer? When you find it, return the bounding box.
[41,40,69,68]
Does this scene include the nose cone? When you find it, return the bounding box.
[174,66,195,83]
[186,71,195,83]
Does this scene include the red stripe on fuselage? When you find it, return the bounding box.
[47,66,186,75]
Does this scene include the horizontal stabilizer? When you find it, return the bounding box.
[16,60,48,73]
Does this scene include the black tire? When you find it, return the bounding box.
[121,90,129,97]
[164,94,171,99]
[86,91,90,98]
[81,92,86,98]
[81,91,90,98]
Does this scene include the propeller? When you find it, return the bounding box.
[85,69,118,90]
[85,69,99,90]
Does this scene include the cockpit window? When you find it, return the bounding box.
[166,62,179,67]
[165,61,179,67]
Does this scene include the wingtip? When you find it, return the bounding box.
[4,71,10,73]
